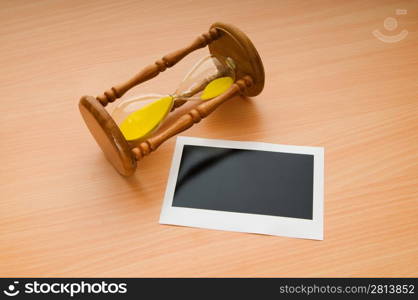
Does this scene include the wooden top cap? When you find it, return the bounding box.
[79,96,136,176]
[209,22,265,97]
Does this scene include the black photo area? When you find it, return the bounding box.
[172,145,314,220]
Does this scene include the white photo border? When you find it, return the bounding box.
[159,136,324,240]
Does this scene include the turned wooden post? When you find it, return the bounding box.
[96,28,220,106]
[131,76,253,160]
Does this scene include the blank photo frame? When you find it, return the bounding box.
[159,137,324,240]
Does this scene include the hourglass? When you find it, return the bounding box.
[79,22,264,176]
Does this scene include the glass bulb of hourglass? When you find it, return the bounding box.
[110,55,236,142]
[174,55,235,101]
[111,94,174,141]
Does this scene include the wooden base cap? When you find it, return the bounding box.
[79,96,136,176]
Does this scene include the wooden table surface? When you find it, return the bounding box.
[1,0,417,277]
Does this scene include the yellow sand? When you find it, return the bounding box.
[119,76,233,140]
[119,96,173,141]
[201,76,233,100]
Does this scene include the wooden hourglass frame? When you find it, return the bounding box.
[79,22,265,176]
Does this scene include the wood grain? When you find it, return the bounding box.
[0,0,417,277]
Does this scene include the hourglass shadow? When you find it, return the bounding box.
[202,94,263,136]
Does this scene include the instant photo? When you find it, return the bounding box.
[160,137,324,240]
